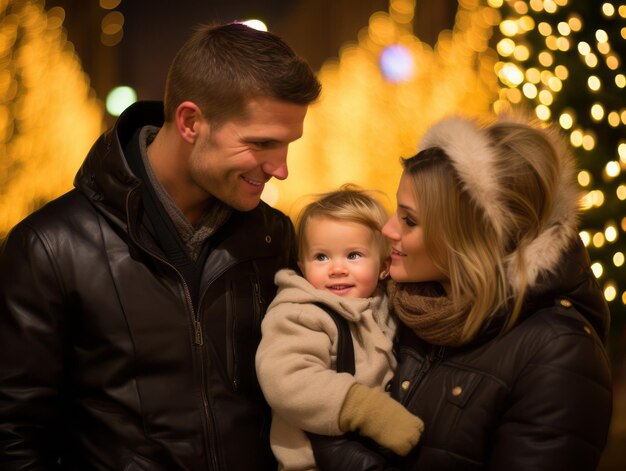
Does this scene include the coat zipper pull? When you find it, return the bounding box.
[194,320,203,345]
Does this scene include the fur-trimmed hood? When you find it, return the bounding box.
[418,115,581,292]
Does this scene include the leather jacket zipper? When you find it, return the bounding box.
[125,190,217,470]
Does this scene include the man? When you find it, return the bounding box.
[0,23,321,470]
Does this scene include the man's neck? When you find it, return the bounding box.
[147,125,210,226]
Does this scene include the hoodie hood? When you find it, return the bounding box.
[419,115,580,292]
[418,115,608,342]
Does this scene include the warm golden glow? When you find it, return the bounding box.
[500,19,519,36]
[604,283,617,302]
[582,133,596,150]
[513,44,530,61]
[538,22,553,36]
[523,82,538,98]
[561,112,574,130]
[614,252,625,267]
[605,224,618,242]
[584,53,599,68]
[608,111,621,126]
[605,160,620,178]
[596,29,609,43]
[570,129,584,147]
[591,262,604,278]
[548,76,563,91]
[577,169,591,186]
[577,41,591,55]
[0,0,104,236]
[557,21,571,36]
[597,42,611,55]
[544,0,558,14]
[497,38,516,56]
[273,2,499,214]
[514,1,529,14]
[602,3,616,17]
[590,103,605,121]
[535,104,551,120]
[498,63,525,86]
[579,230,591,247]
[539,89,554,105]
[538,51,554,66]
[607,55,620,70]
[588,75,601,91]
[554,64,569,80]
[568,15,583,32]
[526,67,542,83]
[593,232,606,248]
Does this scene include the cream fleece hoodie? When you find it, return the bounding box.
[256,269,397,471]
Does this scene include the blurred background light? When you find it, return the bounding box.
[379,44,415,82]
[105,86,137,116]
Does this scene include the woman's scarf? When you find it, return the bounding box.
[387,281,469,347]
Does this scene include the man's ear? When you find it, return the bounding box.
[175,101,204,144]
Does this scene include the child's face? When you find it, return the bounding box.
[298,217,388,299]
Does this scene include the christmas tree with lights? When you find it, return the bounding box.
[488,0,626,355]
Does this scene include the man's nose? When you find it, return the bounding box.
[261,148,288,180]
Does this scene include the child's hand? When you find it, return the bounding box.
[338,383,424,456]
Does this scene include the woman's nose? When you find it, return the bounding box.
[382,214,400,240]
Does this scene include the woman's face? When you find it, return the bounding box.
[382,172,449,289]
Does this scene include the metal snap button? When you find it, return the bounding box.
[452,386,462,397]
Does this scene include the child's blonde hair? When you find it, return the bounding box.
[296,184,390,263]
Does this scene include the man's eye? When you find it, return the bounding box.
[401,216,417,227]
[347,252,362,260]
[251,141,274,149]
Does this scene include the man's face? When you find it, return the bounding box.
[189,97,308,211]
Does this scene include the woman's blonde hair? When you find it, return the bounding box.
[404,117,575,342]
[296,184,391,264]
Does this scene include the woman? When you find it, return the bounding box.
[312,115,612,470]
[383,115,612,470]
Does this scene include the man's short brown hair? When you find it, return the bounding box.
[163,23,321,124]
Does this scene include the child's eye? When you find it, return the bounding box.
[347,252,363,260]
[314,253,329,261]
[401,216,417,227]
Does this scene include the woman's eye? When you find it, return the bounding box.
[401,216,417,227]
[347,252,362,260]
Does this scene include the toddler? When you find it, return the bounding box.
[256,185,424,470]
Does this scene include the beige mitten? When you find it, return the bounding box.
[338,383,424,456]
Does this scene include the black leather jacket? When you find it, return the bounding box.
[312,239,612,471]
[0,102,296,470]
